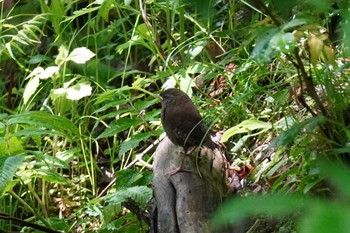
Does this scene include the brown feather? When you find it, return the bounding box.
[160,88,217,151]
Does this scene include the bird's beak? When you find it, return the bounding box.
[154,94,162,100]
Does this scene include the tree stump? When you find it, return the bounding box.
[153,137,229,233]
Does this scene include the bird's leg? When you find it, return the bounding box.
[186,146,197,155]
[166,147,198,176]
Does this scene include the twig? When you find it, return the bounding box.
[253,0,328,116]
[251,0,332,141]
[97,139,159,198]
[293,49,328,117]
[125,139,160,169]
[0,212,61,233]
[139,0,166,59]
[252,0,282,26]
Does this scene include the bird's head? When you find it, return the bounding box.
[159,88,190,105]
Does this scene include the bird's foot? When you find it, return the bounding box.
[165,147,200,176]
[186,146,198,155]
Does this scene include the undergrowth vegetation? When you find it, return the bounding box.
[0,0,349,232]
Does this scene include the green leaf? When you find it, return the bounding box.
[252,27,296,63]
[49,0,65,33]
[116,34,152,54]
[93,99,130,114]
[55,45,69,66]
[97,0,114,21]
[136,23,152,40]
[272,116,326,147]
[281,18,307,32]
[8,111,79,140]
[23,75,40,104]
[188,42,205,59]
[34,152,70,169]
[14,128,64,137]
[114,169,147,188]
[266,158,287,178]
[66,82,92,100]
[27,54,51,65]
[5,42,15,60]
[212,193,304,228]
[97,118,143,139]
[14,34,30,45]
[319,160,350,199]
[102,186,152,207]
[272,167,300,190]
[186,63,207,74]
[46,218,70,232]
[133,99,158,111]
[143,109,161,122]
[270,32,296,53]
[36,169,69,184]
[299,202,350,233]
[119,132,153,156]
[251,28,279,63]
[95,89,131,104]
[0,135,24,155]
[23,66,59,104]
[341,12,350,48]
[67,47,95,64]
[99,109,131,121]
[221,120,272,142]
[0,155,26,195]
[303,0,333,13]
[65,6,100,23]
[307,33,323,65]
[39,66,59,80]
[179,71,195,96]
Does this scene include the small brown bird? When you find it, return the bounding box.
[159,88,218,174]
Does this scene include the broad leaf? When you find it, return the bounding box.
[272,116,326,147]
[8,111,79,140]
[119,132,153,155]
[36,169,69,184]
[66,82,92,100]
[102,186,152,207]
[0,155,26,195]
[252,26,296,63]
[299,202,350,233]
[213,193,304,228]
[221,120,272,142]
[0,135,24,155]
[23,76,40,104]
[133,99,158,111]
[39,66,59,80]
[97,0,114,21]
[67,47,95,64]
[114,169,151,189]
[307,33,323,65]
[97,118,143,139]
[319,160,350,199]
[34,152,70,169]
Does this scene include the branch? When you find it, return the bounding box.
[293,49,328,117]
[0,212,61,233]
[252,0,328,118]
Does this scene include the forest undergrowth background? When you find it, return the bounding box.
[0,0,349,232]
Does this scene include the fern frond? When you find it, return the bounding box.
[0,155,26,195]
[102,186,152,208]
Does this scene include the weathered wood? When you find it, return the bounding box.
[153,137,229,233]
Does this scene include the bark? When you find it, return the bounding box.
[152,137,229,233]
